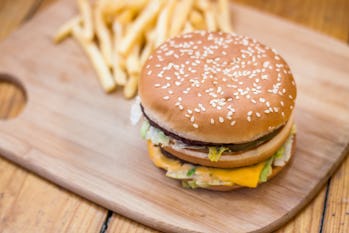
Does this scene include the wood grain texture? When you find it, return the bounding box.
[323,156,349,233]
[233,0,349,41]
[0,157,107,233]
[0,0,43,40]
[0,81,107,233]
[276,187,326,233]
[107,214,158,233]
[0,1,109,232]
[0,0,348,232]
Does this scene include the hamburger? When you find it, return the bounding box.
[138,31,297,191]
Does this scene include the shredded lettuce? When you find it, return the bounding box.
[140,120,150,139]
[130,96,142,125]
[259,129,295,182]
[208,147,229,162]
[259,157,273,183]
[182,180,199,189]
[186,167,196,177]
[141,120,170,146]
[274,147,285,159]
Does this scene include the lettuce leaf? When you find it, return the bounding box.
[186,167,196,177]
[182,180,199,189]
[259,156,273,183]
[208,146,229,162]
[274,146,285,159]
[141,120,170,146]
[140,120,150,139]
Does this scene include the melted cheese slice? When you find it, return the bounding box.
[148,141,266,188]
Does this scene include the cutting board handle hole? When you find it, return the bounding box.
[0,73,27,120]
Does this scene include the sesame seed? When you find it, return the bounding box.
[219,117,224,123]
[193,123,199,128]
[163,96,170,100]
[230,120,236,126]
[256,112,261,117]
[190,116,195,122]
[247,116,251,122]
[263,61,270,68]
[210,118,215,124]
[261,74,268,80]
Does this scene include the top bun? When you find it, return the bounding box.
[139,31,297,144]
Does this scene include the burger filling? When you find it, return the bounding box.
[147,132,295,189]
[141,118,290,162]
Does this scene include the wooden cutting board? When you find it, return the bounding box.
[0,0,348,232]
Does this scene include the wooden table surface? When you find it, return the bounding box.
[0,0,348,232]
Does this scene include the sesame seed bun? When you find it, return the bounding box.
[163,117,293,168]
[139,31,297,144]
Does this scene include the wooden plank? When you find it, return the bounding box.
[107,214,157,233]
[276,187,326,232]
[323,156,349,233]
[0,157,107,233]
[0,0,348,232]
[0,1,109,232]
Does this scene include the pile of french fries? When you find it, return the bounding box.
[54,0,233,99]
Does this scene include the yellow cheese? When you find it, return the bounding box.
[148,142,182,170]
[148,141,265,188]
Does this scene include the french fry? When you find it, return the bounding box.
[126,44,141,75]
[77,0,94,40]
[155,0,177,47]
[124,74,139,99]
[195,0,217,31]
[194,0,209,10]
[97,0,127,19]
[94,6,113,67]
[190,10,206,30]
[118,0,163,56]
[140,41,153,67]
[183,21,194,33]
[204,6,217,31]
[169,0,194,37]
[54,16,81,43]
[126,0,149,14]
[116,9,135,25]
[72,25,116,93]
[124,45,141,98]
[217,0,233,32]
[112,21,127,85]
